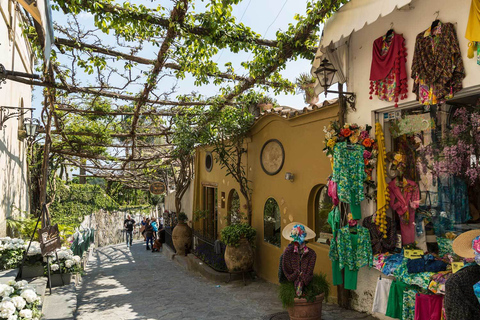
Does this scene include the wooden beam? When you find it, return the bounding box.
[54,106,179,117]
[6,75,211,107]
[53,149,173,162]
[39,129,171,137]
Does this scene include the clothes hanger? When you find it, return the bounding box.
[386,23,394,38]
[431,11,440,30]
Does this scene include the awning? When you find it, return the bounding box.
[318,0,413,51]
[311,0,413,91]
[17,0,54,66]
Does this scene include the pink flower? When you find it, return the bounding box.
[363,150,372,159]
[473,237,480,254]
[360,131,370,140]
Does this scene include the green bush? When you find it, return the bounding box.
[177,212,188,222]
[220,223,256,247]
[278,273,330,308]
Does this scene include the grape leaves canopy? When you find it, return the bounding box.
[15,0,347,193]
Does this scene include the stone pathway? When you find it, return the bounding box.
[76,241,378,320]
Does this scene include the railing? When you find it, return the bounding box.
[71,229,95,257]
[164,227,176,253]
[192,230,227,272]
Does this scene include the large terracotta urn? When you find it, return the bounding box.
[302,83,319,105]
[172,221,192,255]
[287,293,324,320]
[224,237,254,272]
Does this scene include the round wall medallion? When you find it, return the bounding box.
[205,152,213,172]
[260,139,285,175]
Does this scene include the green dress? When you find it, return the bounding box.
[332,142,366,219]
[328,207,343,286]
[329,225,373,290]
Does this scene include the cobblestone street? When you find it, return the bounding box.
[76,241,378,320]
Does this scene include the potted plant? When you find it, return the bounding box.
[220,223,256,273]
[172,212,192,256]
[279,222,329,320]
[19,241,44,279]
[0,279,42,320]
[279,274,330,320]
[45,248,82,287]
[296,73,318,105]
[257,96,276,112]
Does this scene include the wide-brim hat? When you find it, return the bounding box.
[452,229,480,258]
[282,222,316,242]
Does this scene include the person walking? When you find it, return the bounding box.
[124,214,135,248]
[151,217,159,239]
[140,216,147,241]
[144,218,154,250]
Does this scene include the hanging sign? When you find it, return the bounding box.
[38,224,61,256]
[149,181,166,195]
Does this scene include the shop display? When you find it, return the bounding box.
[466,0,480,65]
[386,280,408,319]
[281,223,317,297]
[372,277,393,314]
[389,176,420,245]
[369,31,408,107]
[375,122,390,237]
[411,21,465,105]
[363,214,396,254]
[329,224,373,290]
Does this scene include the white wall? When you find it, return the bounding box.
[0,0,34,236]
[347,0,478,126]
[339,0,478,318]
[164,181,194,220]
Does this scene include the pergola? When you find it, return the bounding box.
[6,0,344,197]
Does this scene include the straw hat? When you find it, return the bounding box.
[282,222,316,242]
[452,229,480,258]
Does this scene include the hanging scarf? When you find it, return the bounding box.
[375,123,389,238]
[369,32,408,107]
[466,0,480,62]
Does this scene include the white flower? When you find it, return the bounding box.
[26,241,42,256]
[50,264,60,272]
[19,309,33,319]
[65,260,74,268]
[0,285,14,298]
[8,314,18,320]
[7,281,16,286]
[73,256,82,265]
[14,281,28,290]
[20,290,38,304]
[11,296,26,310]
[2,297,11,302]
[0,301,16,318]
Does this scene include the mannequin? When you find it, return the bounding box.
[388,153,420,245]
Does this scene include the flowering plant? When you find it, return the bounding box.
[0,280,42,320]
[323,121,378,199]
[418,101,480,185]
[45,248,82,275]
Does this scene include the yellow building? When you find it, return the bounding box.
[192,100,341,301]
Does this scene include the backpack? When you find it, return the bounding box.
[152,221,158,232]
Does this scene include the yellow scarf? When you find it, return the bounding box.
[466,0,480,58]
[375,122,390,238]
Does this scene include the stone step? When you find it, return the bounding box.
[42,283,77,320]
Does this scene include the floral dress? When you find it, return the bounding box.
[332,142,366,218]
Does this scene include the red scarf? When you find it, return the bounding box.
[369,33,408,107]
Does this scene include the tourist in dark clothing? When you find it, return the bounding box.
[144,218,154,250]
[124,215,135,247]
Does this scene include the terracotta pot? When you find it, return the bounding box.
[287,293,325,320]
[302,83,319,105]
[49,273,72,287]
[172,221,192,255]
[224,238,254,272]
[258,103,273,112]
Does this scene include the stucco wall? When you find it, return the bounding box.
[192,103,340,301]
[338,0,478,317]
[0,1,33,236]
[164,182,194,220]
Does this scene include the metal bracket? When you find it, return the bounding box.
[0,106,35,129]
[0,64,7,89]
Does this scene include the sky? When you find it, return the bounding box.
[32,0,324,119]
